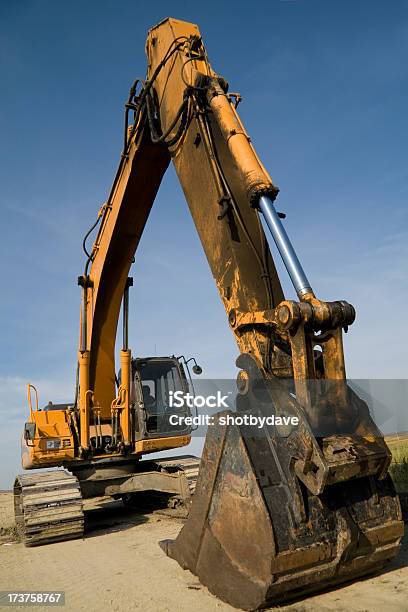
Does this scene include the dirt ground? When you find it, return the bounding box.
[1,491,408,612]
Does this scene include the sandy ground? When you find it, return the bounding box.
[1,491,408,612]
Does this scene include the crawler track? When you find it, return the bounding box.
[14,471,84,546]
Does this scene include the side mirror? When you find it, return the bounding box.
[177,355,203,378]
[24,422,36,441]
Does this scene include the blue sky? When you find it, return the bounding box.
[0,0,407,488]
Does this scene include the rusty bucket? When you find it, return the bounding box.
[160,357,403,610]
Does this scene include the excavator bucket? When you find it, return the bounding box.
[161,355,403,610]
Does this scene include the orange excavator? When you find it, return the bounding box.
[15,17,403,610]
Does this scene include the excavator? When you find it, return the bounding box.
[14,17,403,611]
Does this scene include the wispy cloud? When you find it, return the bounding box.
[0,375,73,422]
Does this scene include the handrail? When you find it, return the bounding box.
[27,383,39,419]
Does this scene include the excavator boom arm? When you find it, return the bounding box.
[84,18,288,421]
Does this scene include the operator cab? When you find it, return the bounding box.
[130,355,201,440]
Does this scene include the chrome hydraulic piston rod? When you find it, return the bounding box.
[122,277,133,351]
[258,195,314,299]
